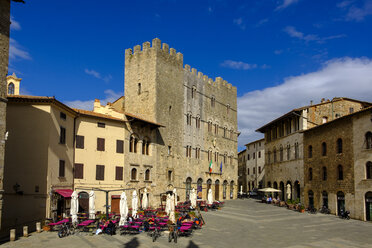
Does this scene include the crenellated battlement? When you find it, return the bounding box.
[183,64,236,91]
[125,38,183,63]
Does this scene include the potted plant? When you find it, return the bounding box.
[299,204,305,213]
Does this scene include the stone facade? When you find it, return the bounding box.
[303,106,372,221]
[124,38,238,203]
[257,98,370,202]
[245,139,265,192]
[238,149,247,193]
[0,0,10,231]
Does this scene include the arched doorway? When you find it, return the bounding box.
[294,181,300,200]
[230,181,234,199]
[248,182,251,192]
[273,181,278,198]
[286,181,292,201]
[197,178,203,199]
[279,181,284,201]
[337,191,345,215]
[215,180,220,201]
[267,181,271,188]
[308,190,314,208]
[365,192,372,221]
[207,179,212,199]
[223,180,228,199]
[322,191,328,208]
[186,177,192,201]
[78,191,89,213]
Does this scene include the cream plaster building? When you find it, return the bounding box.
[245,139,265,192]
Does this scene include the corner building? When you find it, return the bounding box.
[124,38,238,203]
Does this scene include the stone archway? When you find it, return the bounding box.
[215,180,220,201]
[78,191,89,213]
[337,191,345,215]
[197,178,203,199]
[186,177,192,201]
[294,180,300,200]
[223,180,228,199]
[365,192,372,221]
[279,181,285,201]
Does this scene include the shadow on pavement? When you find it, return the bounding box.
[187,240,199,248]
[123,237,139,248]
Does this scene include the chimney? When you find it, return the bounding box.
[321,98,325,103]
[310,100,313,105]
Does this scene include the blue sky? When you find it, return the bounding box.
[9,0,372,149]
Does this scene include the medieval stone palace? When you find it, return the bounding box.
[1,38,238,233]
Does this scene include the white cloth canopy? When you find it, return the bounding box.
[89,190,95,219]
[142,188,148,209]
[169,193,176,223]
[165,193,171,215]
[240,185,243,195]
[190,188,197,208]
[173,188,178,206]
[132,190,138,217]
[71,191,79,224]
[119,192,128,226]
[207,188,213,205]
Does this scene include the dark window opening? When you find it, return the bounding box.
[60,127,66,144]
[76,135,84,149]
[96,165,105,180]
[97,122,105,128]
[115,166,123,181]
[74,163,84,179]
[59,160,65,178]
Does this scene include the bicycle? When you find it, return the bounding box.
[168,224,178,243]
[58,222,74,238]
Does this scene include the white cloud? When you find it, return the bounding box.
[10,16,21,30]
[84,69,112,83]
[275,0,299,11]
[233,18,246,30]
[237,57,372,147]
[64,89,122,111]
[9,38,31,61]
[284,26,346,43]
[344,0,372,21]
[221,60,257,70]
[255,18,269,27]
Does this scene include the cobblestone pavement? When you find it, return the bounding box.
[1,199,372,248]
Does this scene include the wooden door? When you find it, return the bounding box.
[111,198,120,214]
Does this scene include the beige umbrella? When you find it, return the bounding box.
[190,188,197,208]
[89,191,95,219]
[71,191,79,224]
[165,193,171,215]
[258,188,282,193]
[169,193,176,223]
[119,192,128,226]
[142,188,148,209]
[132,190,138,217]
[207,188,213,205]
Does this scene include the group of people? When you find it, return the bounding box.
[264,195,280,204]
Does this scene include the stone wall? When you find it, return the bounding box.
[0,0,10,230]
[303,117,354,215]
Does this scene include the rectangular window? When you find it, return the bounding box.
[258,151,261,158]
[253,153,256,159]
[116,140,124,153]
[60,112,66,120]
[60,127,66,144]
[115,166,123,180]
[96,165,105,180]
[74,163,84,179]
[97,138,105,151]
[168,170,173,181]
[97,122,106,128]
[168,146,172,155]
[76,135,84,149]
[59,160,65,177]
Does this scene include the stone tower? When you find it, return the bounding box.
[124,38,185,185]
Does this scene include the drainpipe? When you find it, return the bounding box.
[72,116,77,191]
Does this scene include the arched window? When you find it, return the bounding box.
[145,169,150,181]
[196,116,201,129]
[267,151,271,164]
[322,166,327,181]
[294,142,299,159]
[273,148,277,163]
[207,179,212,192]
[366,161,372,179]
[223,180,228,199]
[366,132,372,149]
[337,165,343,180]
[138,83,141,95]
[287,144,291,160]
[309,168,313,181]
[226,104,230,115]
[142,138,150,155]
[308,145,313,158]
[267,181,271,188]
[211,96,216,107]
[308,190,314,207]
[337,138,343,154]
[280,146,283,161]
[208,150,212,161]
[197,178,203,199]
[322,191,328,208]
[322,142,327,156]
[230,181,234,199]
[186,177,192,200]
[130,135,138,153]
[208,121,212,133]
[8,83,14,95]
[131,168,137,180]
[247,168,250,175]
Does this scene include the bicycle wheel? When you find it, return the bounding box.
[58,228,66,238]
[168,232,172,242]
[174,232,177,243]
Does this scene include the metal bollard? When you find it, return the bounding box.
[36,222,41,233]
[23,226,28,237]
[10,229,16,241]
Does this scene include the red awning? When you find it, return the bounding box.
[55,189,73,198]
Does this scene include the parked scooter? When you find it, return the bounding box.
[319,206,331,214]
[339,209,350,220]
